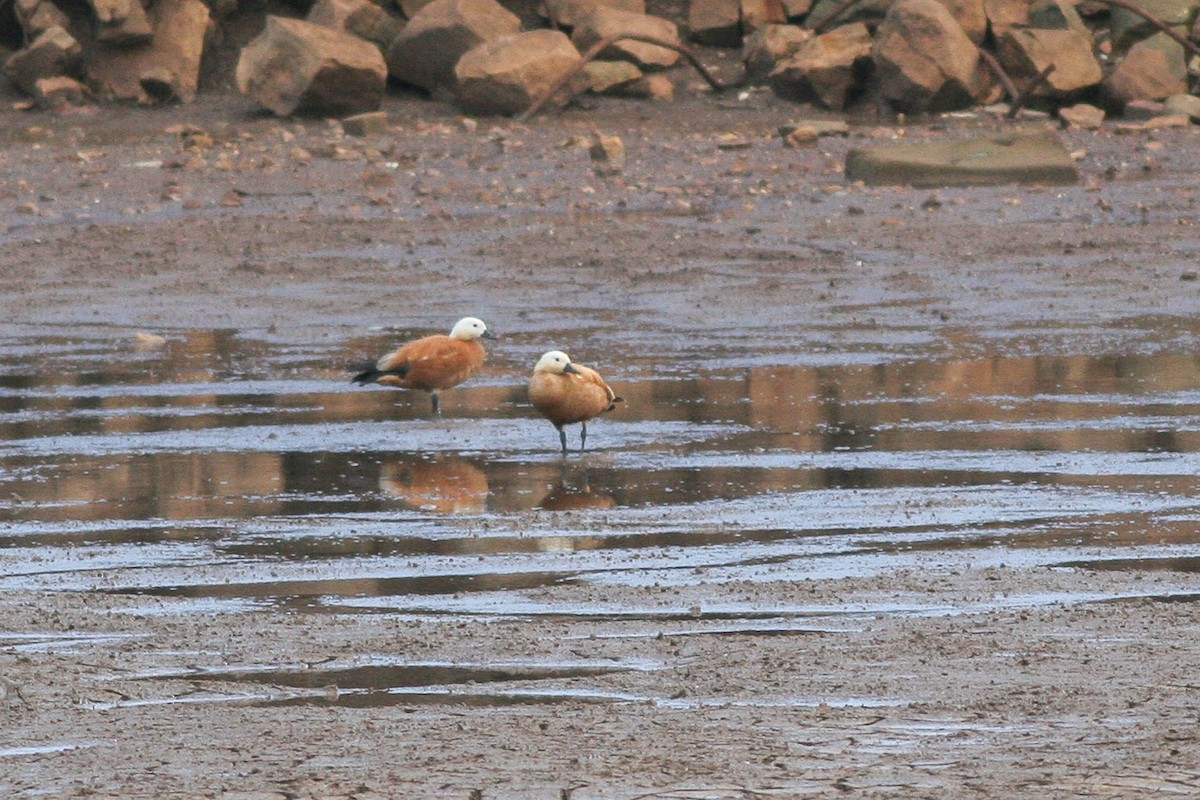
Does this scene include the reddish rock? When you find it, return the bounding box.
[688,0,742,47]
[997,28,1102,99]
[1103,32,1189,108]
[743,24,811,82]
[87,0,154,45]
[769,22,872,109]
[740,0,787,35]
[937,0,986,43]
[1110,0,1196,49]
[455,29,587,115]
[33,75,90,110]
[583,59,643,92]
[3,26,81,96]
[873,0,994,113]
[1058,102,1105,129]
[237,15,387,115]
[307,0,405,49]
[983,0,1027,37]
[14,0,71,39]
[543,0,646,29]
[571,6,681,69]
[87,0,211,103]
[386,0,520,90]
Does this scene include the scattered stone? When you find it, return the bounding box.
[543,0,646,29]
[1181,268,1199,281]
[768,22,872,109]
[845,129,1080,187]
[1122,99,1165,120]
[783,126,819,146]
[688,0,742,47]
[583,59,643,93]
[1058,102,1105,129]
[743,24,811,82]
[386,0,521,90]
[571,6,681,69]
[342,110,390,136]
[87,0,211,103]
[874,0,996,114]
[32,75,90,110]
[307,0,404,50]
[2,26,82,96]
[779,118,849,137]
[454,29,587,116]
[781,0,812,16]
[1163,93,1200,122]
[1103,33,1189,108]
[87,0,154,44]
[616,73,675,99]
[237,16,388,116]
[1114,114,1191,133]
[589,133,625,174]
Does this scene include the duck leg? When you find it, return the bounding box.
[557,425,568,455]
[430,391,441,417]
[580,421,589,452]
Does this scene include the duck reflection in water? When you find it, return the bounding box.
[538,464,616,511]
[379,456,489,514]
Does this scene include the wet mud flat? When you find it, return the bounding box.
[3,94,1200,798]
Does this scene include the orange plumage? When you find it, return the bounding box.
[529,350,622,454]
[352,317,495,416]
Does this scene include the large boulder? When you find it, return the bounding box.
[740,0,787,34]
[87,0,211,103]
[1109,0,1198,49]
[87,0,154,45]
[744,24,811,81]
[769,21,872,108]
[14,0,71,39]
[237,15,387,115]
[873,0,993,113]
[2,26,81,96]
[807,0,890,28]
[938,0,986,43]
[1102,32,1189,108]
[543,0,646,29]
[571,6,680,68]
[307,0,405,49]
[688,0,742,46]
[983,0,1027,37]
[386,0,520,90]
[455,29,587,115]
[996,30,1102,99]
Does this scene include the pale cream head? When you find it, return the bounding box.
[449,317,491,341]
[534,350,573,374]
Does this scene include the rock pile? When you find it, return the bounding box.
[2,0,1198,120]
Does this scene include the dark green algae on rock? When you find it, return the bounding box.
[844,128,1079,187]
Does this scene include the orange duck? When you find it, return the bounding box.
[528,350,622,454]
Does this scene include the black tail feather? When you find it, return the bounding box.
[351,365,410,385]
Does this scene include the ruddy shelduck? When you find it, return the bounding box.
[352,317,496,416]
[529,350,622,454]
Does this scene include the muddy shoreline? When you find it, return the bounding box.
[3,93,1200,799]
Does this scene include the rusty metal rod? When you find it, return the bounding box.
[1084,0,1200,59]
[517,33,731,122]
[1007,64,1056,118]
[976,48,1020,106]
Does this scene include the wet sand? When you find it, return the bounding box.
[3,91,1200,799]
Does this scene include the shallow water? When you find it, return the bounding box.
[3,325,1200,620]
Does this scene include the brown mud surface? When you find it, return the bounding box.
[3,88,1200,800]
